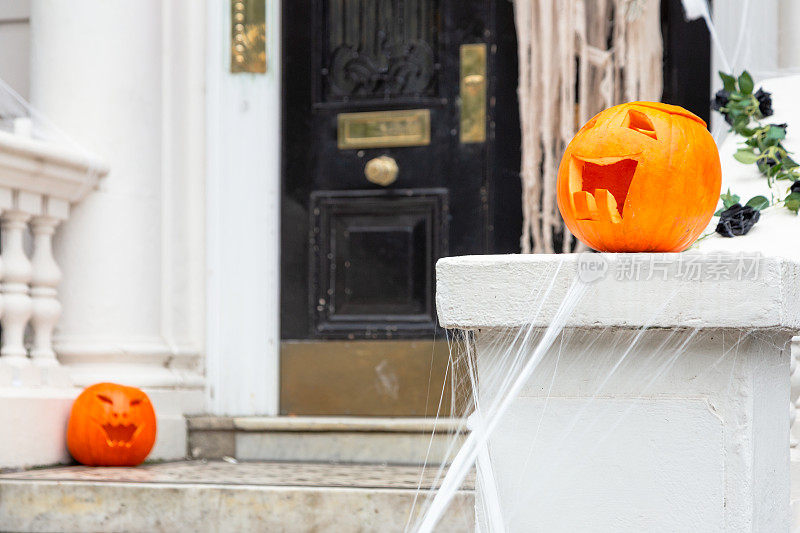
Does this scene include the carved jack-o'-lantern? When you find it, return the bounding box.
[557,102,721,252]
[67,382,156,466]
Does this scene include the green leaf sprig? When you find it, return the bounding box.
[714,188,768,216]
[714,70,800,214]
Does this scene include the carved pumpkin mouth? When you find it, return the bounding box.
[570,154,639,222]
[101,423,141,448]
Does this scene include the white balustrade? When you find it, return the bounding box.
[0,128,107,387]
[0,194,71,386]
[438,254,798,531]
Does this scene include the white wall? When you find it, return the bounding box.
[709,0,778,135]
[710,0,780,79]
[0,0,29,99]
[709,0,800,136]
[161,0,208,377]
[205,0,281,416]
[778,0,800,71]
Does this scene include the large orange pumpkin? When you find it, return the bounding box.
[67,382,157,466]
[556,101,721,252]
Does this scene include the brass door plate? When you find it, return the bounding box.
[337,109,431,150]
[280,340,469,416]
[231,0,266,73]
[459,43,487,143]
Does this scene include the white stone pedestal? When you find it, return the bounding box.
[436,253,800,532]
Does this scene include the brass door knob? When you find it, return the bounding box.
[364,155,399,186]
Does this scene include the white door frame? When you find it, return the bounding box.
[205,0,281,416]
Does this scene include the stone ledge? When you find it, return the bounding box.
[436,253,800,330]
[0,388,75,469]
[187,417,466,465]
[0,129,108,203]
[0,388,202,469]
[187,415,464,433]
[439,252,794,530]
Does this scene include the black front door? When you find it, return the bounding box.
[281,0,521,415]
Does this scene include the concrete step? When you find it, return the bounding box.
[188,416,467,465]
[0,460,474,532]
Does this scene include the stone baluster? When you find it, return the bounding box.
[791,336,800,452]
[30,205,66,365]
[0,194,71,387]
[0,221,5,370]
[0,207,32,362]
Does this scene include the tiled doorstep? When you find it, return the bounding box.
[0,461,475,533]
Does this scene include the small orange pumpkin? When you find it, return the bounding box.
[557,101,721,252]
[67,382,156,466]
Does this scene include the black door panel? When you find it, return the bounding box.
[310,189,447,338]
[281,0,521,415]
[283,0,512,342]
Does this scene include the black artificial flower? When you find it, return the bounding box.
[760,152,782,169]
[791,181,800,194]
[755,88,773,118]
[715,203,760,237]
[712,89,733,125]
[712,89,729,110]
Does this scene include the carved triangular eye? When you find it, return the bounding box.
[624,109,657,139]
[130,398,142,407]
[97,394,113,405]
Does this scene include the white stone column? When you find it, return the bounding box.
[29,0,202,388]
[436,253,797,532]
